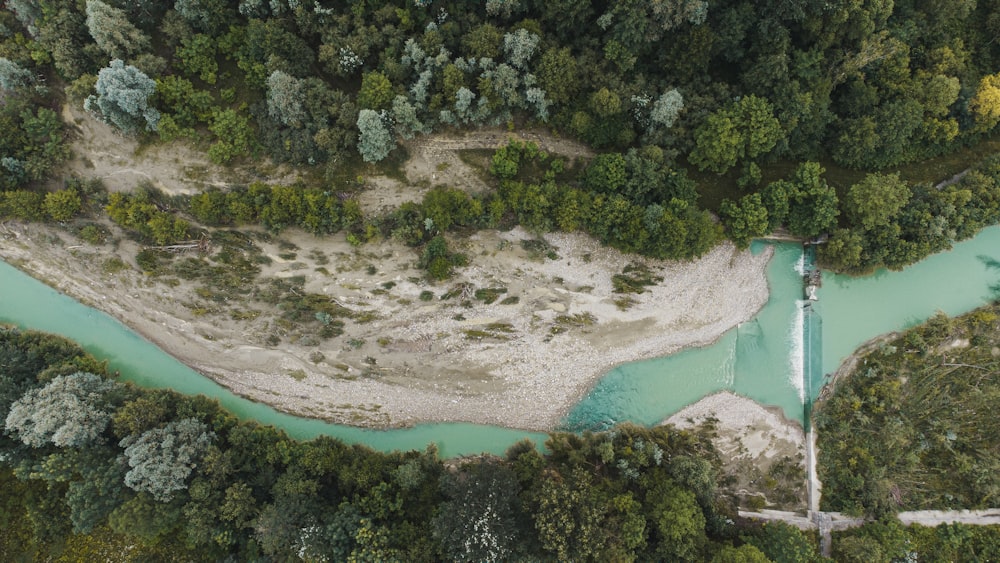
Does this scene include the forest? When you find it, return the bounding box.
[0,325,820,561]
[3,326,1000,561]
[3,0,1000,273]
[3,0,1000,559]
[816,302,1000,518]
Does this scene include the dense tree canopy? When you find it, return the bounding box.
[4,0,1000,268]
[0,327,829,561]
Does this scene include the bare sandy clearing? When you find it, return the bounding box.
[58,104,302,195]
[667,391,808,510]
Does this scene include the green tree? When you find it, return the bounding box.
[533,467,609,561]
[503,28,539,70]
[85,60,160,134]
[689,112,741,173]
[786,163,839,238]
[432,460,525,562]
[208,109,256,164]
[644,476,706,560]
[462,23,503,59]
[5,372,119,448]
[834,535,884,562]
[120,418,215,502]
[265,70,306,127]
[690,96,783,174]
[845,173,911,231]
[358,71,393,111]
[649,89,684,131]
[43,189,82,222]
[741,521,816,563]
[0,58,35,91]
[2,190,44,220]
[970,73,1000,131]
[174,0,232,35]
[536,47,578,106]
[85,0,150,60]
[712,544,772,562]
[819,228,866,272]
[357,109,395,163]
[583,153,627,194]
[720,193,770,248]
[175,34,218,84]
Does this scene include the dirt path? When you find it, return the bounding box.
[359,128,594,215]
[740,507,1000,557]
[57,103,303,195]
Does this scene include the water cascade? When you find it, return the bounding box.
[564,242,813,430]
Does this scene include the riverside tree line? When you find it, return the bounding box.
[4,0,1000,274]
[6,325,1000,561]
[0,326,822,561]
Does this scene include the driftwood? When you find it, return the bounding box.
[146,234,211,253]
[941,362,990,371]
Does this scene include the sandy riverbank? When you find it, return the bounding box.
[666,391,808,510]
[1,219,773,431]
[4,107,776,431]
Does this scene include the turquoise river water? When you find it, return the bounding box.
[2,226,999,456]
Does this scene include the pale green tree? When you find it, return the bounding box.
[357,109,395,163]
[5,372,120,448]
[85,60,160,134]
[120,417,215,502]
[85,0,150,59]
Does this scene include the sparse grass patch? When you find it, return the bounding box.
[308,249,329,265]
[614,296,639,311]
[278,252,297,260]
[136,248,171,274]
[556,312,596,327]
[612,263,663,294]
[297,335,320,346]
[500,295,519,305]
[230,309,260,321]
[78,223,110,245]
[102,257,129,274]
[474,287,508,304]
[354,310,379,323]
[419,290,435,301]
[289,369,307,381]
[521,238,559,261]
[465,322,516,340]
[441,282,474,301]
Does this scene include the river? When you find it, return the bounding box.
[2,226,999,456]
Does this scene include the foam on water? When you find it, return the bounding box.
[789,299,806,403]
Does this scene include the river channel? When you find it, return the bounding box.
[2,226,999,457]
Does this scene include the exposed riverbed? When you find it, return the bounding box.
[2,226,998,456]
